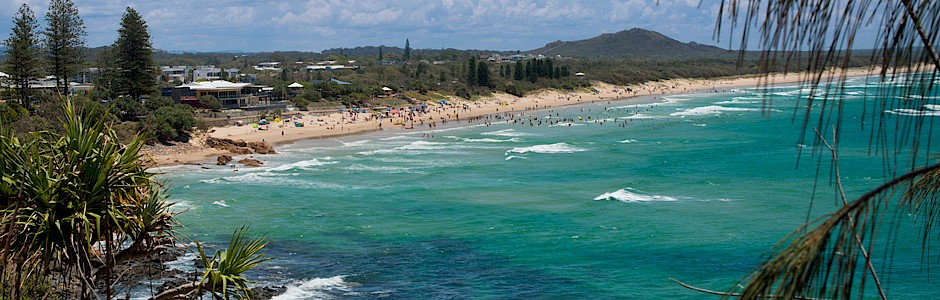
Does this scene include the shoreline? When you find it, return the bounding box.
[143,67,880,168]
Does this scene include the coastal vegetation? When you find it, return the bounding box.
[0,2,270,299]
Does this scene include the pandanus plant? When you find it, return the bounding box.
[0,99,177,299]
[152,226,271,300]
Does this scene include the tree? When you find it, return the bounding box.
[198,95,221,110]
[378,46,384,61]
[514,61,524,80]
[44,0,86,97]
[467,56,477,86]
[673,1,940,299]
[93,46,120,101]
[114,7,156,101]
[404,39,411,61]
[145,103,195,142]
[477,61,489,87]
[2,4,41,108]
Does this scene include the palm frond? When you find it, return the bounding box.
[712,0,940,298]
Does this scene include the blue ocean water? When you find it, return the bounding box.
[156,75,939,299]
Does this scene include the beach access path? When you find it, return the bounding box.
[143,67,879,167]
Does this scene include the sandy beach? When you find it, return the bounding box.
[143,67,879,167]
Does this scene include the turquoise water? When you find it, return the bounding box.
[157,75,939,299]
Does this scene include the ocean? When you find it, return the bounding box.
[153,75,940,299]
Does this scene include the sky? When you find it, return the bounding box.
[0,0,881,53]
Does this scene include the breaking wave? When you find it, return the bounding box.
[481,129,534,137]
[271,275,352,300]
[506,143,587,155]
[670,105,763,117]
[268,158,336,172]
[594,188,677,203]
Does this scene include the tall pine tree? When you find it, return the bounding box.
[467,56,477,86]
[114,7,156,101]
[404,39,411,61]
[476,61,489,87]
[514,61,524,80]
[2,4,41,107]
[44,0,86,97]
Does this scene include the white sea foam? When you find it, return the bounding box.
[381,135,420,141]
[344,164,423,174]
[618,139,639,144]
[165,251,198,272]
[549,122,585,127]
[670,105,763,117]
[200,172,351,190]
[481,129,534,137]
[271,275,351,300]
[692,124,707,127]
[212,200,229,207]
[340,140,372,147]
[594,188,676,203]
[618,113,661,120]
[506,143,587,155]
[461,137,521,143]
[505,155,528,161]
[885,108,940,117]
[713,97,762,105]
[268,158,336,172]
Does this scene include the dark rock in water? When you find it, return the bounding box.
[217,155,233,165]
[252,285,288,300]
[239,158,264,167]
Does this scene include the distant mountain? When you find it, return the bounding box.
[529,28,729,58]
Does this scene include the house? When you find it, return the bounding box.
[309,78,350,85]
[379,86,394,98]
[287,82,304,97]
[160,66,190,83]
[170,80,259,109]
[1,75,89,97]
[306,65,358,71]
[254,62,281,71]
[193,66,239,81]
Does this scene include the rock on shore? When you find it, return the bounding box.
[206,137,276,155]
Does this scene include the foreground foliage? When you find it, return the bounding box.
[0,99,176,298]
[153,226,270,300]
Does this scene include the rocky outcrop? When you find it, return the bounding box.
[206,137,276,155]
[216,155,233,165]
[248,141,276,154]
[239,158,263,167]
[252,285,288,300]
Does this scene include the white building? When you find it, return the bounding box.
[193,66,239,81]
[254,62,282,71]
[305,65,357,71]
[160,66,189,83]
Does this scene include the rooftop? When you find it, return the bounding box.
[180,80,251,91]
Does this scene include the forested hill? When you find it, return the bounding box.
[529,28,730,58]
